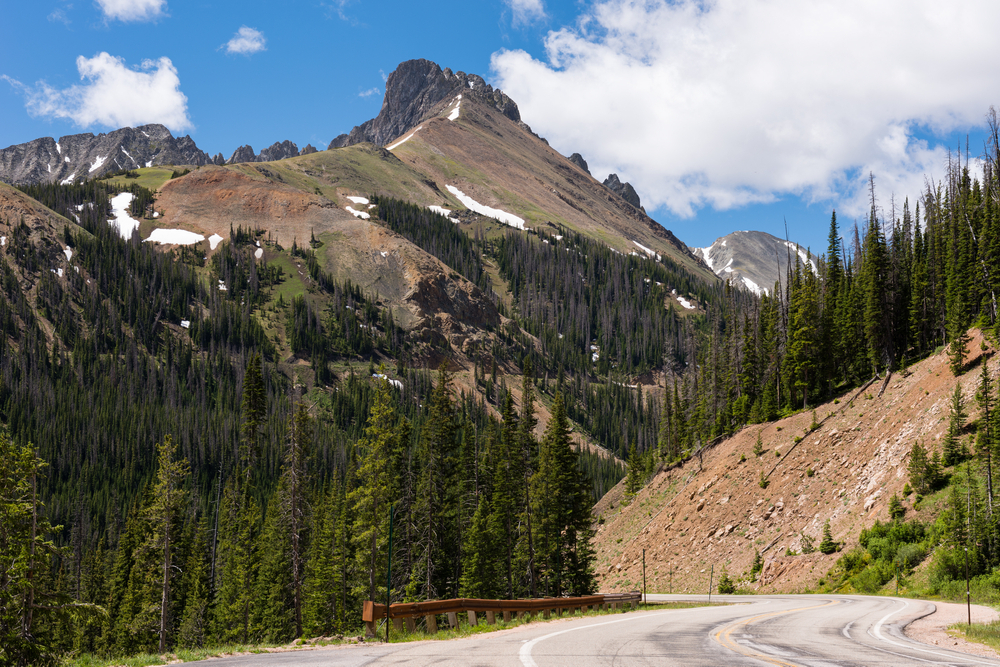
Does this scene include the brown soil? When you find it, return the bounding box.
[593,330,994,594]
[905,601,1000,659]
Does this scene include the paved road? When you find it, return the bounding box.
[194,594,1000,666]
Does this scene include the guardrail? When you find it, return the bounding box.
[362,591,641,636]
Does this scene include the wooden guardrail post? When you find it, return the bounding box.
[485,610,496,625]
[425,614,437,633]
[405,617,415,633]
[447,611,459,629]
[503,611,511,622]
[467,610,478,626]
[392,618,403,632]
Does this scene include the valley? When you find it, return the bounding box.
[1,56,999,666]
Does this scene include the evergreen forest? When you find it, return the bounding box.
[5,122,1000,664]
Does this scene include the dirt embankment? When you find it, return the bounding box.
[594,331,993,594]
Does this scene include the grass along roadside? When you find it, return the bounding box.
[62,601,719,665]
[947,620,1000,654]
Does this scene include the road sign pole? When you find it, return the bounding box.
[708,565,714,603]
[642,549,646,605]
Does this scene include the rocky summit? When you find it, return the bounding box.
[693,229,816,296]
[328,59,528,149]
[0,124,212,185]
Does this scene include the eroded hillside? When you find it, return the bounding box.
[594,331,993,594]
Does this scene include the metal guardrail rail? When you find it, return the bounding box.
[362,591,641,636]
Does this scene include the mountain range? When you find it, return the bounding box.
[692,230,819,296]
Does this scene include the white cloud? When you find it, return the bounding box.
[358,87,380,98]
[95,0,165,22]
[492,0,1000,219]
[15,52,191,132]
[225,26,266,55]
[506,0,546,26]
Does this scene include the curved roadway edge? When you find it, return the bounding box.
[188,595,1000,666]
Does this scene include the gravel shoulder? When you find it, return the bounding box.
[904,601,1000,660]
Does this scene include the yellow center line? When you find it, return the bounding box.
[713,599,841,667]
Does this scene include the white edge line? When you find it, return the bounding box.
[519,610,677,667]
[870,599,998,665]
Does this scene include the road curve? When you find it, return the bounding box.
[192,594,1000,666]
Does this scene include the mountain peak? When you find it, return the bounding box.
[328,59,523,149]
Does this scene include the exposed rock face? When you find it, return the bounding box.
[603,173,642,210]
[0,124,212,185]
[212,153,226,165]
[227,141,301,164]
[328,59,523,149]
[692,230,817,296]
[227,145,258,164]
[568,153,592,176]
[258,140,299,162]
[299,144,318,156]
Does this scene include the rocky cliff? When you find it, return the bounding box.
[0,125,312,185]
[0,124,212,185]
[328,59,525,149]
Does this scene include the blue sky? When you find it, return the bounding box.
[3,0,999,256]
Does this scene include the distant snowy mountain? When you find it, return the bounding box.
[693,230,817,296]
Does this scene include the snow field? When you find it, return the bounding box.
[145,229,206,245]
[387,126,423,150]
[346,196,369,205]
[345,206,371,220]
[445,185,524,230]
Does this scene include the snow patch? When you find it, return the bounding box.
[255,247,263,259]
[0,237,5,247]
[445,185,524,230]
[142,131,150,138]
[218,280,227,292]
[88,155,106,173]
[345,206,370,219]
[429,205,458,223]
[55,142,61,154]
[373,373,403,390]
[677,296,696,310]
[121,147,136,164]
[64,156,71,163]
[145,160,153,168]
[346,196,369,205]
[63,247,73,262]
[448,96,461,121]
[742,276,767,296]
[145,228,206,245]
[554,235,563,241]
[632,240,661,261]
[696,247,714,271]
[152,211,159,218]
[109,192,140,239]
[380,251,388,257]
[47,163,51,173]
[53,268,64,277]
[208,234,224,250]
[784,241,818,274]
[386,126,422,150]
[180,320,191,329]
[60,175,75,185]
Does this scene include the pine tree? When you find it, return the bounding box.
[943,384,967,466]
[819,520,837,555]
[533,392,596,597]
[976,359,995,512]
[145,435,189,653]
[350,376,399,604]
[625,442,643,498]
[888,493,905,521]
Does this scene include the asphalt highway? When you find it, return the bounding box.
[192,594,1000,666]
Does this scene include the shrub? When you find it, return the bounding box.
[717,567,737,594]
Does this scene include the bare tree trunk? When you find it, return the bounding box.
[160,520,170,653]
